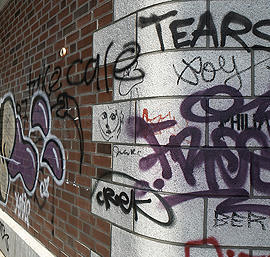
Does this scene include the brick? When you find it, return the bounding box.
[81,21,96,37]
[92,227,110,246]
[74,3,88,20]
[40,31,48,42]
[64,244,77,257]
[55,227,67,242]
[47,16,57,28]
[79,231,95,249]
[63,22,76,36]
[37,41,45,52]
[50,5,59,17]
[60,0,66,9]
[58,199,72,213]
[47,53,56,63]
[65,223,78,238]
[58,6,69,21]
[96,217,111,234]
[55,207,68,221]
[76,196,91,211]
[89,0,97,9]
[97,143,111,155]
[77,35,92,50]
[61,14,72,28]
[49,23,60,35]
[48,241,60,256]
[98,12,113,29]
[96,168,112,180]
[93,0,112,19]
[70,1,77,12]
[76,174,91,187]
[92,154,111,168]
[97,90,113,103]
[96,242,110,257]
[52,236,64,249]
[42,2,51,16]
[47,34,56,46]
[77,13,92,28]
[74,240,91,256]
[68,214,82,229]
[67,30,79,44]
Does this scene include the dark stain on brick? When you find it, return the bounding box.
[16,42,21,51]
[12,59,18,66]
[15,9,20,18]
[74,3,88,20]
[97,143,111,155]
[37,41,45,52]
[63,22,76,36]
[27,9,34,20]
[47,16,57,28]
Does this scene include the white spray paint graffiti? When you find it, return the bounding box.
[14,192,31,228]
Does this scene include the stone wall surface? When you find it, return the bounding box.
[1,0,270,256]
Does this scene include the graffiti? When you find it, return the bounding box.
[185,237,269,257]
[20,41,145,174]
[66,41,144,95]
[39,176,50,198]
[139,10,178,51]
[66,54,100,88]
[113,146,141,157]
[142,107,188,138]
[92,171,174,226]
[115,42,145,96]
[128,84,270,217]
[0,91,65,205]
[173,55,242,89]
[14,192,31,228]
[26,64,62,100]
[139,10,270,52]
[98,110,124,141]
[0,221,9,252]
[23,64,84,173]
[214,211,267,230]
[51,92,83,173]
[0,96,16,202]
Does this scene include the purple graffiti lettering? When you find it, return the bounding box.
[133,84,270,216]
[2,91,66,200]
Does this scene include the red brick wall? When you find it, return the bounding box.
[0,0,113,256]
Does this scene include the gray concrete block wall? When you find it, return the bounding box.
[92,0,270,256]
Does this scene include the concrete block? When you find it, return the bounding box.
[253,150,270,197]
[134,193,204,243]
[113,50,251,100]
[93,15,136,66]
[138,1,207,53]
[136,98,206,146]
[254,51,270,96]
[185,244,249,257]
[112,144,209,193]
[114,0,164,21]
[111,225,185,257]
[207,198,270,247]
[92,102,135,143]
[210,0,270,49]
[253,250,270,256]
[91,179,133,230]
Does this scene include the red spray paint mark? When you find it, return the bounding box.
[185,237,270,257]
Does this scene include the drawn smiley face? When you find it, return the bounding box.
[98,110,123,141]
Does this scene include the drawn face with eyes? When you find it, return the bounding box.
[98,110,124,141]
